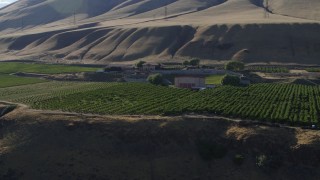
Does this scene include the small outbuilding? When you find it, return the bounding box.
[142,63,160,71]
[174,75,206,89]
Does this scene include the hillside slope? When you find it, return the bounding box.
[0,106,320,179]
[0,0,319,64]
[268,0,320,21]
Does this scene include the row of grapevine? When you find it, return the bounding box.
[0,82,319,126]
[169,84,320,126]
[31,83,194,115]
[248,66,289,73]
[0,81,119,104]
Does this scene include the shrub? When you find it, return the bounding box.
[256,154,268,168]
[221,75,240,86]
[233,154,245,165]
[256,154,283,169]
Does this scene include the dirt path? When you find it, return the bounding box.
[304,79,319,85]
[0,100,307,131]
[0,100,28,108]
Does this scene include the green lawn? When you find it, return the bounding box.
[306,68,320,72]
[0,62,100,74]
[205,75,225,85]
[0,74,47,88]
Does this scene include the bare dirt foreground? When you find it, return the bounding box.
[0,104,320,180]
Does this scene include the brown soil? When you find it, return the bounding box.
[0,104,319,180]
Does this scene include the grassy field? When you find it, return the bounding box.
[0,74,47,88]
[0,62,101,88]
[306,68,320,72]
[0,82,319,126]
[205,75,225,85]
[0,62,100,74]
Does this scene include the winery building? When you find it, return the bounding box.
[174,75,205,89]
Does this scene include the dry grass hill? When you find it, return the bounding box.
[0,0,319,64]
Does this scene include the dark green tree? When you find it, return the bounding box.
[221,75,240,86]
[225,61,245,71]
[136,60,146,68]
[147,73,164,85]
[183,60,190,66]
[189,58,200,66]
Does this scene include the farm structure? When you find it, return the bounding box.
[142,63,160,71]
[163,70,224,89]
[174,75,205,89]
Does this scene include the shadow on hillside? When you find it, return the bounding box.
[0,116,319,180]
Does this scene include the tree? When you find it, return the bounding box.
[147,73,164,86]
[221,75,240,86]
[136,60,146,68]
[225,61,245,71]
[183,60,190,66]
[189,58,200,66]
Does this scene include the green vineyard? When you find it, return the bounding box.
[0,82,319,126]
[248,66,289,73]
[0,81,120,104]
